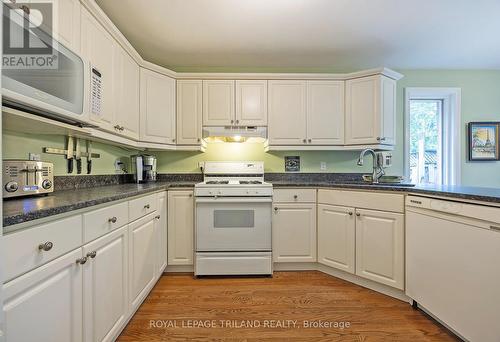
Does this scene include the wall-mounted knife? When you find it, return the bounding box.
[75,138,82,174]
[86,140,92,174]
[67,136,74,173]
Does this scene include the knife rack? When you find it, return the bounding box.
[43,147,100,159]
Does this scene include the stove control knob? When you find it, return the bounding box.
[5,181,19,192]
[42,179,52,189]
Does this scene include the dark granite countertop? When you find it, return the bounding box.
[3,181,196,230]
[4,175,500,232]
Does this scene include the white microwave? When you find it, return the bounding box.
[2,3,85,124]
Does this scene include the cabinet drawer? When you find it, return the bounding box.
[83,201,129,243]
[273,189,316,203]
[318,189,404,213]
[129,193,157,222]
[3,215,83,282]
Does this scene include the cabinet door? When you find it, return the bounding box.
[156,192,168,275]
[381,76,396,145]
[235,80,267,126]
[177,80,202,145]
[345,75,381,145]
[307,81,344,145]
[167,191,194,265]
[268,81,307,145]
[203,80,235,126]
[81,8,115,130]
[272,203,316,262]
[3,249,83,342]
[54,0,81,53]
[317,204,355,273]
[140,69,176,144]
[114,47,140,140]
[83,226,128,342]
[355,208,404,289]
[128,214,157,311]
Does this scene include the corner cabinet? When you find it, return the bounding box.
[317,204,355,273]
[268,80,344,146]
[345,75,396,145]
[177,80,203,145]
[167,190,194,265]
[140,68,176,144]
[355,208,404,289]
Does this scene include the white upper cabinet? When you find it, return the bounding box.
[355,208,404,289]
[177,80,202,145]
[203,80,235,126]
[306,81,344,145]
[54,0,81,53]
[81,8,115,130]
[114,47,140,140]
[268,80,307,145]
[345,75,396,145]
[140,68,176,144]
[235,80,268,126]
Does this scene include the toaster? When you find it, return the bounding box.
[3,160,54,198]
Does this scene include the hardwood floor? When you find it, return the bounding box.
[118,271,458,341]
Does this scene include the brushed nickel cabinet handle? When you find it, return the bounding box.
[108,216,117,223]
[144,204,150,209]
[87,251,97,259]
[38,241,53,251]
[76,257,88,265]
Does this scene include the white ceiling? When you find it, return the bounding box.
[96,0,500,72]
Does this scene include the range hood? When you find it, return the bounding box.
[202,126,267,143]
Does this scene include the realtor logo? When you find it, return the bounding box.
[2,1,58,69]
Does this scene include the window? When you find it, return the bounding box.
[405,88,461,186]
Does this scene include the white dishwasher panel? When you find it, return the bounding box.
[406,206,500,342]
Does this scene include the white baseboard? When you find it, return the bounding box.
[165,265,194,273]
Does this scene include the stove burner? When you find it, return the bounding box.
[206,180,229,184]
[239,180,263,184]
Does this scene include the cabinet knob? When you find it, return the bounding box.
[236,120,239,124]
[348,212,353,216]
[108,216,117,223]
[303,139,307,143]
[114,125,120,130]
[38,241,53,252]
[231,120,234,124]
[376,137,386,141]
[172,138,176,142]
[86,251,97,259]
[155,215,161,219]
[144,204,150,209]
[293,195,298,199]
[308,139,312,143]
[274,207,278,212]
[356,212,361,217]
[76,257,88,265]
[197,138,201,142]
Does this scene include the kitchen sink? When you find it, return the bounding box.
[362,175,416,187]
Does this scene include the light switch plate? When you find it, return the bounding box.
[320,162,327,171]
[29,153,41,161]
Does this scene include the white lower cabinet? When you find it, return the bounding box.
[317,204,355,273]
[156,192,168,276]
[167,190,194,265]
[83,226,128,342]
[3,249,83,342]
[128,213,158,311]
[355,208,404,290]
[272,203,317,262]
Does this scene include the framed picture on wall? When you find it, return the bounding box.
[468,122,500,161]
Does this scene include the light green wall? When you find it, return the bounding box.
[2,70,499,186]
[2,130,135,176]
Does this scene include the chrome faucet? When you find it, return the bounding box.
[357,149,385,183]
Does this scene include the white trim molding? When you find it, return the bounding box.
[404,87,462,185]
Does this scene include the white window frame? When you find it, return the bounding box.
[404,87,462,185]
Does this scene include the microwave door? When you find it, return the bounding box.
[2,5,84,118]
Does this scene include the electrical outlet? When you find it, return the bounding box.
[320,162,327,171]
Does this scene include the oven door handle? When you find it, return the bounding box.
[195,197,272,204]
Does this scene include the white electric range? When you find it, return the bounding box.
[194,161,273,276]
